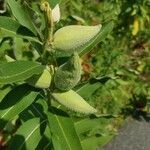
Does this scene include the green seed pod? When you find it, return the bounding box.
[54,52,82,91]
[53,24,102,52]
[52,90,97,114]
[26,67,51,89]
[5,55,15,62]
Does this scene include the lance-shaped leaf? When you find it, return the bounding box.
[54,52,82,91]
[20,95,48,122]
[52,90,97,114]
[47,107,82,150]
[20,97,52,150]
[0,86,12,102]
[75,118,114,150]
[7,0,37,35]
[8,118,46,150]
[36,126,52,150]
[0,16,41,44]
[0,61,45,84]
[81,135,113,150]
[47,0,60,8]
[76,82,102,99]
[0,84,38,128]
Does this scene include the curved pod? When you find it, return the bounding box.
[52,90,97,114]
[26,67,51,89]
[53,24,102,53]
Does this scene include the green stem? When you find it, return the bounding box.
[49,10,54,44]
[41,2,54,64]
[46,89,52,107]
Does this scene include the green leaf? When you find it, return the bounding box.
[20,95,48,121]
[36,126,52,150]
[20,97,52,150]
[0,16,20,33]
[0,86,12,102]
[0,16,42,44]
[0,40,10,56]
[47,107,82,150]
[75,117,114,150]
[7,0,37,35]
[81,135,113,150]
[0,61,45,84]
[0,84,38,127]
[8,118,46,150]
[76,82,101,99]
[47,0,60,8]
[75,118,113,138]
[0,28,41,44]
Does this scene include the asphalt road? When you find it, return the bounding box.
[103,116,150,150]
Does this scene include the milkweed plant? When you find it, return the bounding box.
[0,0,113,149]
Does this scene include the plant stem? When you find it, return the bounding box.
[46,88,52,107]
[41,2,54,64]
[49,10,54,44]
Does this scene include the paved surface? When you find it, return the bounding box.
[103,116,150,150]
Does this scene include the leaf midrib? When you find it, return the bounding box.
[0,27,42,44]
[0,107,13,119]
[55,105,72,150]
[0,64,41,80]
[18,119,46,150]
[55,115,72,150]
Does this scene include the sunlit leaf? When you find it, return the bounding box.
[47,107,82,150]
[0,84,38,127]
[0,16,42,44]
[7,0,38,35]
[8,118,46,150]
[0,61,45,84]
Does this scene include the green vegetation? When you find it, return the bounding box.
[0,0,149,149]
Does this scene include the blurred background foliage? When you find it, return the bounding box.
[59,0,150,148]
[59,0,150,115]
[0,0,150,149]
[61,0,150,147]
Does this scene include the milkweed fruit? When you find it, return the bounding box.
[52,90,97,114]
[53,24,102,52]
[26,67,51,89]
[54,52,82,91]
